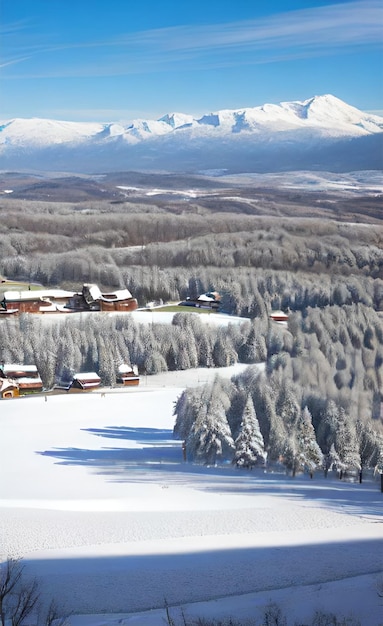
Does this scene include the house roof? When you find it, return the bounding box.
[197,291,220,302]
[2,364,39,374]
[83,285,133,303]
[100,289,133,302]
[118,364,134,373]
[0,378,18,392]
[73,372,101,382]
[3,289,74,301]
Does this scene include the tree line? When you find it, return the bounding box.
[0,311,247,389]
[174,303,383,475]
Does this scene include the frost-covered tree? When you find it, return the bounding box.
[356,419,378,478]
[144,351,168,374]
[186,378,235,464]
[283,406,323,476]
[212,333,237,368]
[275,378,301,433]
[335,407,361,471]
[238,323,262,364]
[173,386,204,441]
[373,434,383,474]
[97,338,116,386]
[233,396,266,468]
[323,443,342,477]
[317,399,340,455]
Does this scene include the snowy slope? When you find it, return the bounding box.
[0,372,381,626]
[0,95,382,173]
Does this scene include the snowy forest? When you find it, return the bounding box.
[0,182,382,474]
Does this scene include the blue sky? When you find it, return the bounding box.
[1,0,382,122]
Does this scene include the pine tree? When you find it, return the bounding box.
[335,407,361,472]
[323,443,342,476]
[144,351,168,374]
[238,324,260,364]
[283,406,323,476]
[213,333,237,368]
[186,379,235,464]
[173,387,204,441]
[317,399,340,455]
[275,378,301,433]
[356,419,378,473]
[233,396,266,468]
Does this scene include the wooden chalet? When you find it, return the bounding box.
[65,284,138,313]
[0,377,19,398]
[0,364,43,393]
[55,372,101,393]
[117,364,140,386]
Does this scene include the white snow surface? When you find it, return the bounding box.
[0,364,382,625]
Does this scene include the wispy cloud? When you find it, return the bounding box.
[1,0,382,78]
[124,0,383,52]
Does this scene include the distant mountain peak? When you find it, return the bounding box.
[159,112,195,129]
[0,95,382,174]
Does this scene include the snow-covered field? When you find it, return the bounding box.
[1,364,382,625]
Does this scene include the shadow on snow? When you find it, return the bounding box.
[37,425,383,518]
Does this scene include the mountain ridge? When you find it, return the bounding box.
[1,95,382,174]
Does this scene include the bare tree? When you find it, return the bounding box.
[0,557,70,626]
[0,557,39,626]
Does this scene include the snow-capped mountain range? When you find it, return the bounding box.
[0,95,382,173]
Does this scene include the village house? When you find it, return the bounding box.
[59,284,138,313]
[54,372,102,393]
[117,364,140,386]
[179,291,221,311]
[0,364,43,393]
[0,376,19,398]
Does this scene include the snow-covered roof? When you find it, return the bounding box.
[118,364,133,373]
[73,372,101,382]
[197,294,214,302]
[101,289,133,302]
[270,310,288,318]
[2,364,39,374]
[0,378,18,392]
[3,289,74,301]
[16,377,43,386]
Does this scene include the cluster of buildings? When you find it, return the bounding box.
[0,363,139,399]
[0,283,138,315]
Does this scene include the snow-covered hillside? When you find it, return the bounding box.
[0,95,382,173]
[0,368,382,626]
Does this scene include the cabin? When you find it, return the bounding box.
[54,372,101,392]
[117,364,140,386]
[0,377,19,398]
[0,364,43,393]
[65,284,138,313]
[179,291,221,311]
[54,372,101,393]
